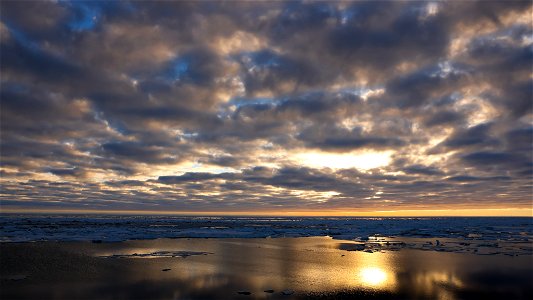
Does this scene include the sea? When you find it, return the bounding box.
[1,214,531,255]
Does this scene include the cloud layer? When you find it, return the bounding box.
[1,0,532,214]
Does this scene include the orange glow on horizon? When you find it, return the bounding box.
[1,208,531,217]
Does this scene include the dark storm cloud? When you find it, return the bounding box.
[163,48,226,86]
[328,2,449,70]
[201,155,240,167]
[1,31,83,81]
[423,109,465,127]
[458,24,533,118]
[248,167,350,192]
[1,0,531,213]
[504,127,533,151]
[378,62,469,109]
[446,175,512,182]
[403,165,444,176]
[45,167,87,178]
[237,49,326,96]
[297,125,407,150]
[441,123,498,149]
[158,172,235,184]
[461,151,526,166]
[102,142,161,159]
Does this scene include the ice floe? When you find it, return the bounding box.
[1,215,531,255]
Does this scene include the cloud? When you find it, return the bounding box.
[45,167,87,179]
[441,123,498,149]
[461,151,526,166]
[1,0,531,213]
[403,165,444,176]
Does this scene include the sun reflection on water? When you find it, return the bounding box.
[360,267,388,287]
[354,251,397,291]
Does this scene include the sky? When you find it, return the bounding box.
[0,0,532,216]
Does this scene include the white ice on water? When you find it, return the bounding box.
[1,215,531,255]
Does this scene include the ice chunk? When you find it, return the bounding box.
[282,289,294,295]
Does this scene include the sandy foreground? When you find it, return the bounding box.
[1,237,532,299]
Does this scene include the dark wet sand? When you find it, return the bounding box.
[1,237,532,299]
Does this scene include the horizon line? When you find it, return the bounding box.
[1,208,531,217]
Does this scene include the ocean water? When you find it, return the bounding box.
[1,214,531,255]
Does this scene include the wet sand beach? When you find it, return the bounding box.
[1,237,532,299]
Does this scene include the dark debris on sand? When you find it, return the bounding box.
[237,291,252,295]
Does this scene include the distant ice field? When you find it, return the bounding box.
[1,215,531,255]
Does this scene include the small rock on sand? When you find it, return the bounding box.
[264,289,274,293]
[237,291,251,295]
[282,289,295,295]
[161,268,171,271]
